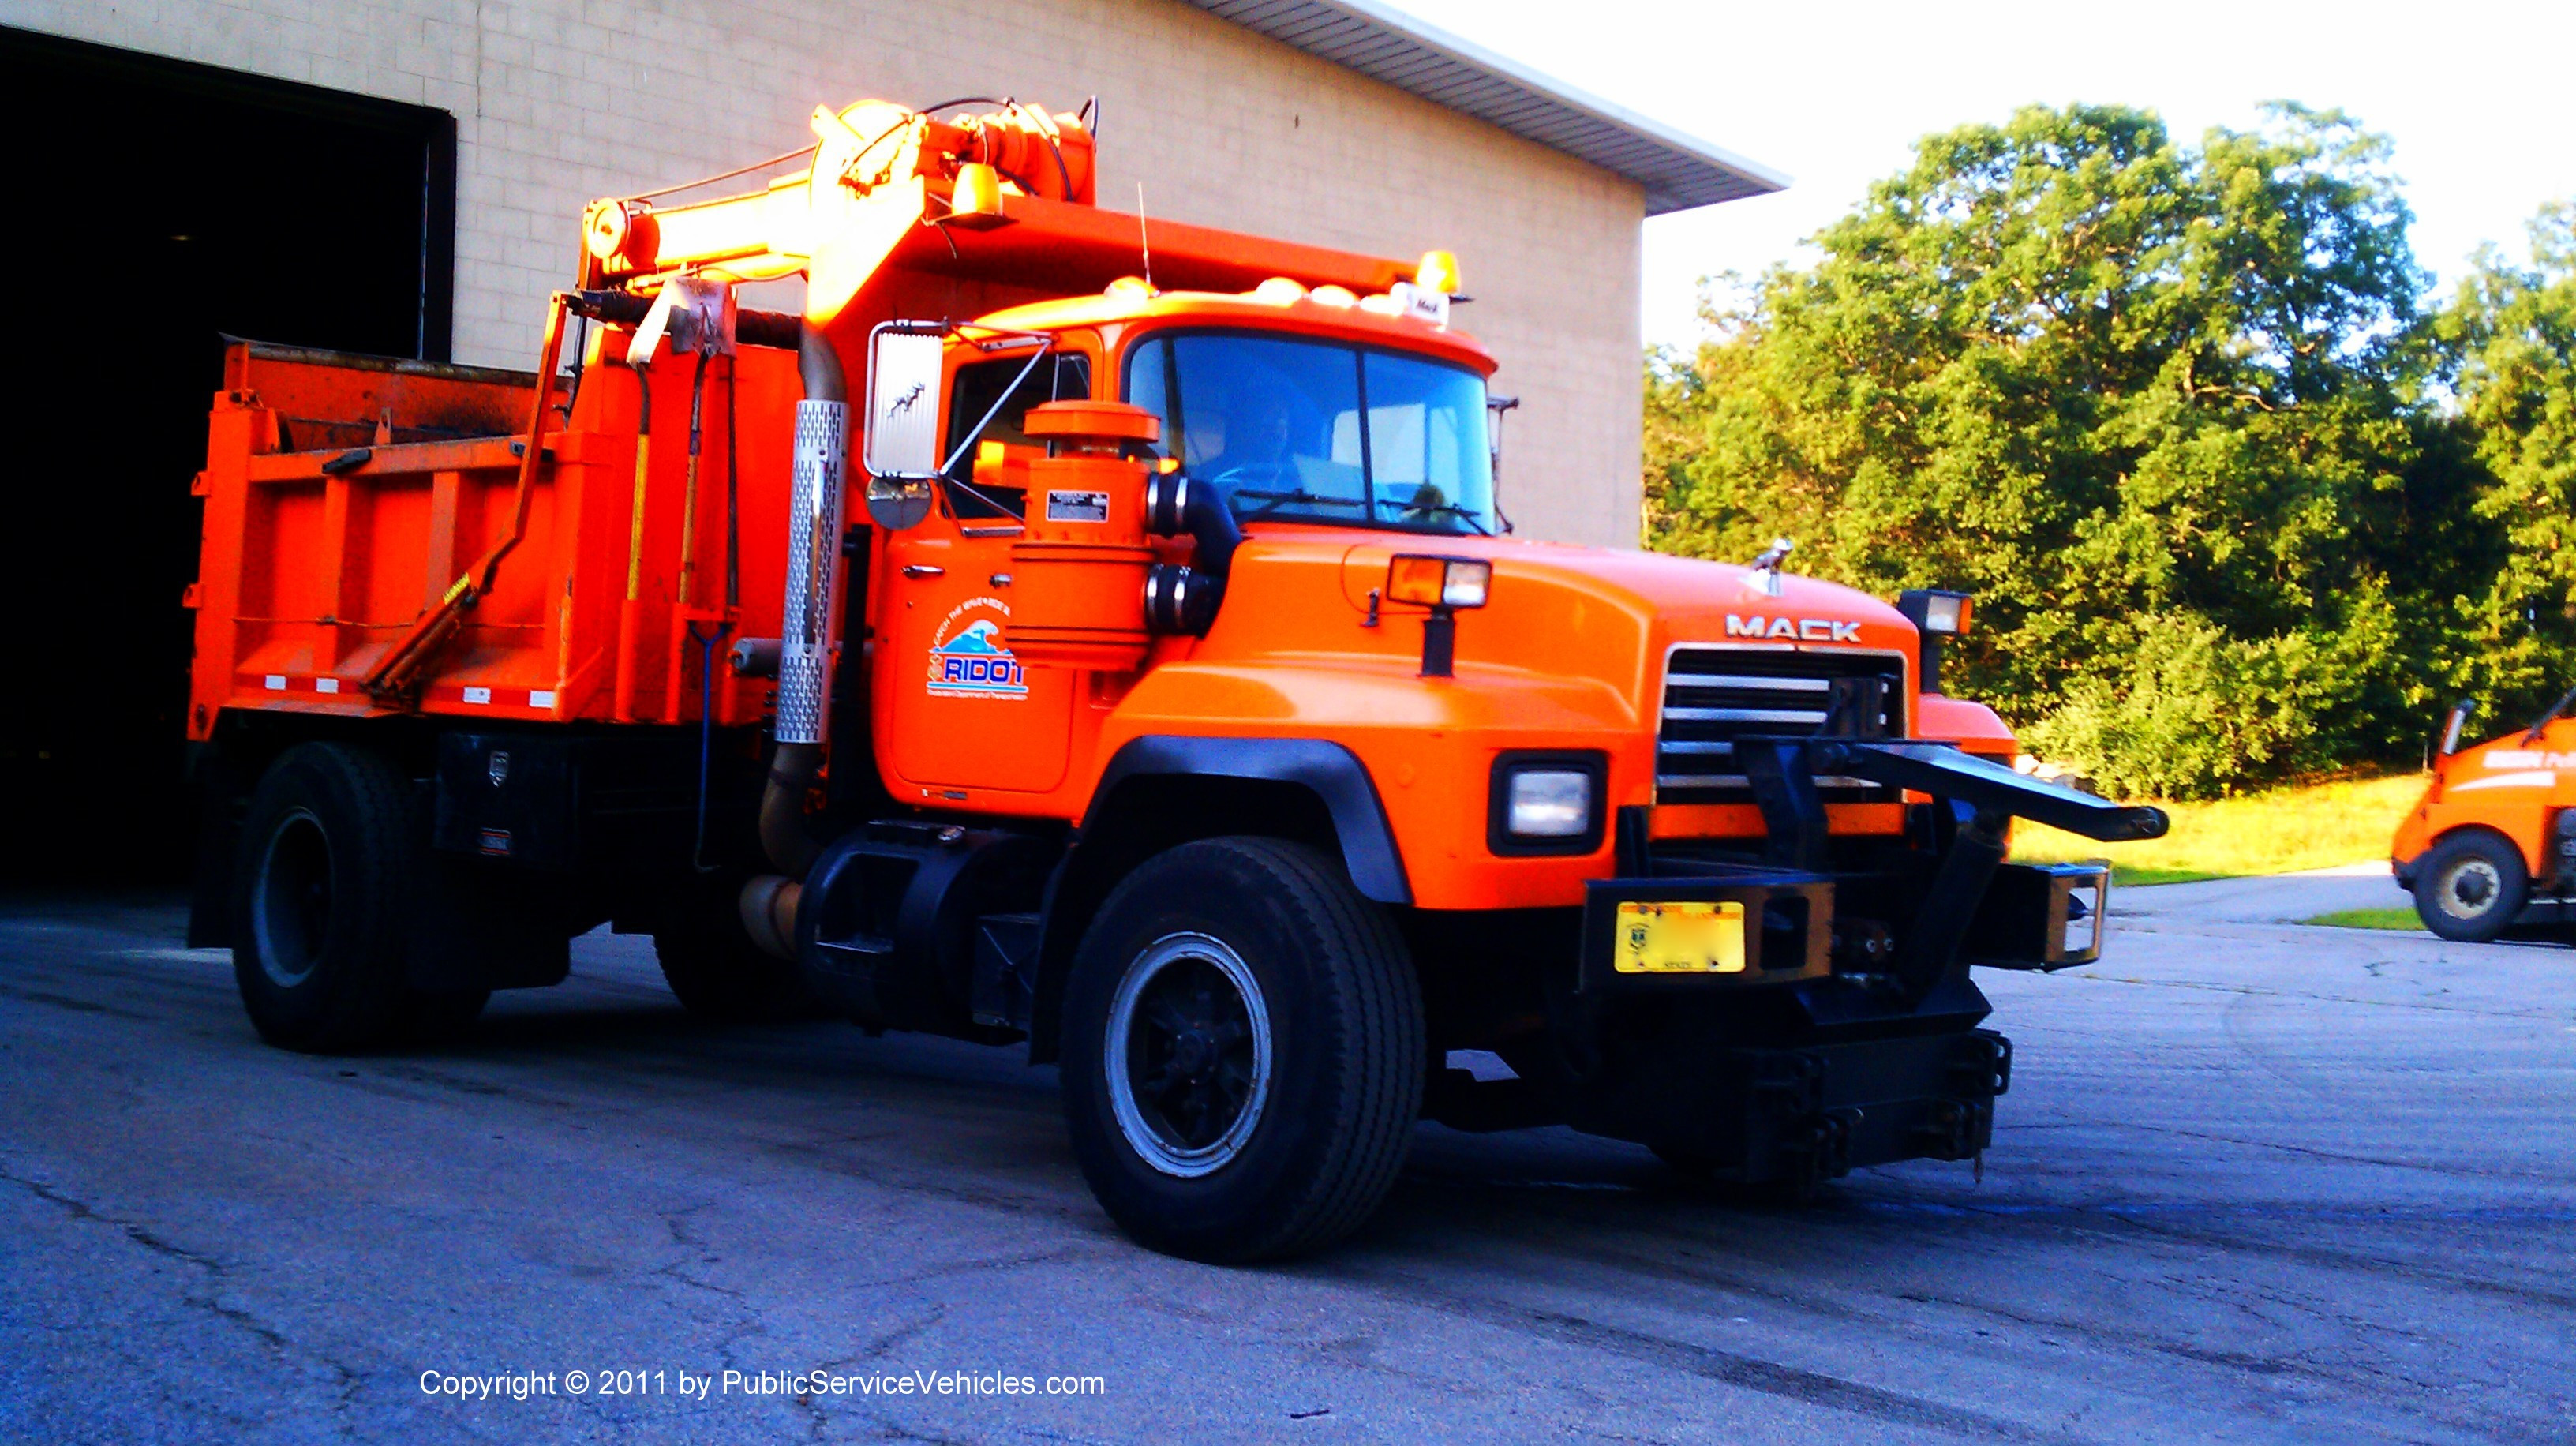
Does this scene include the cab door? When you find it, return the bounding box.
[873,346,1092,799]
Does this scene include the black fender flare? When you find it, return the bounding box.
[1084,736,1411,904]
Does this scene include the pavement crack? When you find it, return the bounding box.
[0,1155,294,1357]
[0,980,157,1021]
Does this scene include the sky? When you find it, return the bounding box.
[1389,0,2576,350]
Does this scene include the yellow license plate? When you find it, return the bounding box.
[1613,900,1747,974]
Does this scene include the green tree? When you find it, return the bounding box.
[1648,103,2498,796]
[2430,204,2576,721]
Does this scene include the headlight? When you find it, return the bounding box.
[1488,752,1607,855]
[1509,771,1591,837]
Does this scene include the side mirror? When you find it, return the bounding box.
[863,322,945,528]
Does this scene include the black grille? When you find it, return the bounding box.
[1654,648,1908,804]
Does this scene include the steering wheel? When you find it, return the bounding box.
[1211,462,1289,489]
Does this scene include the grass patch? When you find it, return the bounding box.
[2010,771,2424,888]
[2302,906,2425,931]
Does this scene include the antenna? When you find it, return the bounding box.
[1136,182,1153,291]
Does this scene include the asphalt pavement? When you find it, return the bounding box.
[2,879,2570,1444]
[2113,862,2409,927]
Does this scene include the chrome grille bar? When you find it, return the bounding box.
[1653,646,1907,804]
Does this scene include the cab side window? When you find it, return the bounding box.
[1126,336,1177,461]
[944,351,1093,519]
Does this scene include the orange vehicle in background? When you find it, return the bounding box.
[2394,693,2576,941]
[183,96,2166,1261]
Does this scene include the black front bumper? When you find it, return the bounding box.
[1526,737,2152,1182]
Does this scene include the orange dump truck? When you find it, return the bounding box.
[184,97,2166,1261]
[2393,694,2576,941]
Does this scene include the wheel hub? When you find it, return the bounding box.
[2440,860,2501,918]
[252,808,334,987]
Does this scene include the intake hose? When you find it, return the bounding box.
[1141,473,1243,635]
[756,322,850,879]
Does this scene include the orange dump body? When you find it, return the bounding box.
[187,335,803,736]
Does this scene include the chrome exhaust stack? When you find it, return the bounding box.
[747,324,850,947]
[777,327,848,753]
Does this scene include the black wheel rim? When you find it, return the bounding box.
[1105,932,1272,1177]
[253,809,333,987]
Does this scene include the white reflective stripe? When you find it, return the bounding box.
[1657,740,1736,754]
[315,678,339,695]
[263,676,286,691]
[529,691,557,709]
[462,686,492,705]
[2452,770,2555,792]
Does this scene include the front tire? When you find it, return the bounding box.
[1060,837,1424,1262]
[2412,831,2529,942]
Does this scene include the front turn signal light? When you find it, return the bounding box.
[1387,556,1490,679]
[1387,556,1490,609]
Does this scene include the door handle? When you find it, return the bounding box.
[900,564,945,579]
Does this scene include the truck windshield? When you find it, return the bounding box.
[1125,332,1496,534]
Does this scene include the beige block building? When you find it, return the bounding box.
[3,0,1777,546]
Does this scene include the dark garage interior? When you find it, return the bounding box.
[0,27,454,883]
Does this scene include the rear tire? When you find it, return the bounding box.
[1060,837,1424,1262]
[2413,831,2529,942]
[230,743,415,1053]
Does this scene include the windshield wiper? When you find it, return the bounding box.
[1374,496,1492,535]
[1232,487,1368,522]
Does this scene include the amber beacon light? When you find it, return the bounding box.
[1387,555,1490,677]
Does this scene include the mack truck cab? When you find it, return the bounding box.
[184,96,2166,1262]
[2394,692,2576,942]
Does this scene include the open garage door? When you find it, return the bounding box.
[0,28,454,882]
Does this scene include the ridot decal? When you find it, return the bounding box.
[927,597,1028,700]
